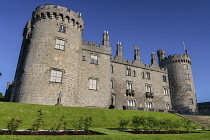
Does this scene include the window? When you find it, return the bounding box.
[188,98,193,105]
[164,88,169,95]
[128,100,136,107]
[133,70,136,77]
[82,56,86,61]
[50,69,63,83]
[146,84,152,92]
[127,81,133,90]
[163,75,167,82]
[55,39,65,50]
[146,102,153,108]
[166,103,170,110]
[183,64,188,70]
[90,54,98,64]
[111,80,114,89]
[185,74,190,80]
[141,72,145,79]
[126,68,131,76]
[186,84,192,91]
[89,78,97,90]
[111,65,114,73]
[146,72,150,79]
[59,24,66,33]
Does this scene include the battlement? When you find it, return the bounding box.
[111,57,167,73]
[32,4,84,31]
[162,54,191,65]
[82,41,111,55]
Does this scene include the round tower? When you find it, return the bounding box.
[158,50,198,114]
[11,5,84,106]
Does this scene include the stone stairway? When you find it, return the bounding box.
[176,113,210,127]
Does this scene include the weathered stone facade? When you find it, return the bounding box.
[6,5,197,114]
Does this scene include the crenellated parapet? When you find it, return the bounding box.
[162,54,191,65]
[31,4,84,33]
[111,57,167,73]
[82,41,111,55]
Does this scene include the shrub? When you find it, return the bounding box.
[51,115,67,133]
[182,118,193,133]
[131,116,146,131]
[118,118,130,130]
[74,116,93,134]
[84,117,92,134]
[6,118,22,135]
[30,109,44,135]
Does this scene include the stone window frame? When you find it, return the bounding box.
[141,72,145,79]
[126,67,132,76]
[58,23,67,33]
[133,70,136,77]
[54,37,66,50]
[88,77,98,90]
[82,56,86,61]
[163,87,169,96]
[127,100,136,107]
[111,79,114,89]
[146,72,151,80]
[90,53,99,64]
[145,83,152,92]
[49,68,65,83]
[166,102,171,110]
[184,74,190,80]
[126,80,133,90]
[188,98,194,105]
[145,101,153,108]
[111,65,114,73]
[162,75,167,82]
[183,64,188,70]
[186,84,192,91]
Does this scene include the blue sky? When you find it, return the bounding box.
[0,0,209,103]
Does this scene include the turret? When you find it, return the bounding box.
[10,4,84,106]
[159,50,198,114]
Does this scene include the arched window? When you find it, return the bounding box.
[166,103,170,110]
[111,80,114,89]
[126,68,131,76]
[164,88,169,95]
[146,72,150,79]
[133,70,136,77]
[127,82,132,90]
[141,72,144,79]
[146,102,153,108]
[146,84,152,92]
[128,100,136,106]
[163,75,167,82]
[111,65,114,73]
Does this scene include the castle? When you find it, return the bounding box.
[5,5,198,114]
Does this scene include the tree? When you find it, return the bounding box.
[0,92,4,98]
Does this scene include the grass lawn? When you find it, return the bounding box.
[0,101,209,139]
